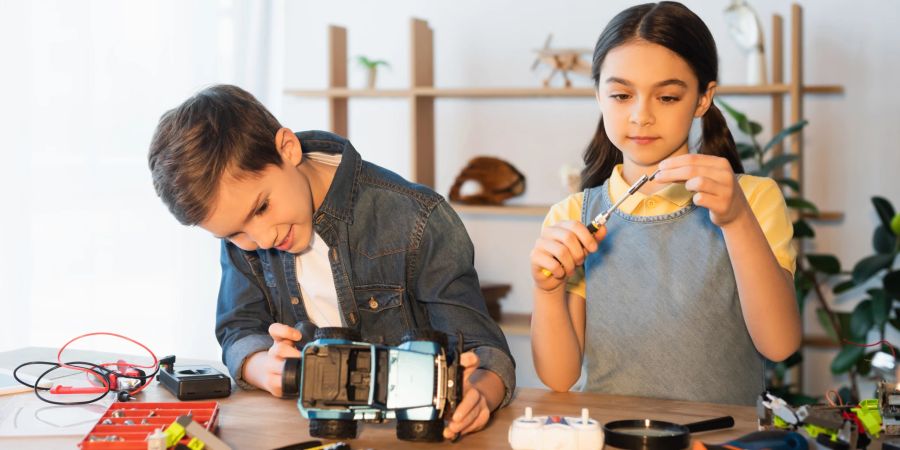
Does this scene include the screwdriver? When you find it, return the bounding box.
[540,169,661,278]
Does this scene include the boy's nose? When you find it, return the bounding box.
[245,223,275,249]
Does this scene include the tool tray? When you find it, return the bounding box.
[79,401,219,449]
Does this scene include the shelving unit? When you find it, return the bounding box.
[285,4,844,338]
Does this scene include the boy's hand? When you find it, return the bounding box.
[656,154,751,228]
[530,220,604,292]
[241,323,303,397]
[443,352,498,440]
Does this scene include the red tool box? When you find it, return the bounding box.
[78,401,220,449]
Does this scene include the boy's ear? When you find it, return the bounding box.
[695,81,717,118]
[275,128,303,166]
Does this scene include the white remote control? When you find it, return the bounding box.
[508,407,603,450]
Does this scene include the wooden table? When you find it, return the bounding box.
[0,347,758,449]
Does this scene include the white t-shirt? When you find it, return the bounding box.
[295,151,342,326]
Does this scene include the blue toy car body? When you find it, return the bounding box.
[283,327,462,442]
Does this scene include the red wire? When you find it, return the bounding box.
[840,338,897,361]
[55,332,158,395]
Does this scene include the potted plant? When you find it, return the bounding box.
[356,56,390,89]
[820,197,900,402]
[718,99,840,404]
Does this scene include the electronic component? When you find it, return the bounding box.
[158,360,232,401]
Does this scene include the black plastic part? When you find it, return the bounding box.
[604,416,733,450]
[294,321,319,349]
[281,357,302,397]
[399,328,449,350]
[157,364,232,401]
[309,418,358,439]
[314,327,362,342]
[396,419,444,442]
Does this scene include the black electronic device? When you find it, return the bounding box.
[158,360,232,401]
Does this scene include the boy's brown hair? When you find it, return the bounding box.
[148,84,284,226]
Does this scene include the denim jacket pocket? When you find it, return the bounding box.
[353,285,408,343]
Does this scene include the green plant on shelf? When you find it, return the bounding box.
[819,197,900,402]
[356,56,390,89]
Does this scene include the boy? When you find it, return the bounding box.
[147,85,515,439]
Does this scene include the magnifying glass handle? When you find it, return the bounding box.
[684,415,734,433]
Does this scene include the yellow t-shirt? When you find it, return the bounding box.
[543,164,797,299]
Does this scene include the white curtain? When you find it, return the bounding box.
[0,0,283,360]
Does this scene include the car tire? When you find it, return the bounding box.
[309,418,358,439]
[396,419,444,442]
[399,328,449,350]
[314,327,362,342]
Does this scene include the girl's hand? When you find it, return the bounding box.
[656,154,751,228]
[530,220,605,292]
[444,352,490,440]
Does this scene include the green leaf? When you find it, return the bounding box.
[831,344,865,374]
[793,219,815,239]
[852,254,896,284]
[742,120,764,136]
[806,253,841,274]
[763,120,809,153]
[833,279,856,295]
[874,225,898,254]
[869,289,890,328]
[759,154,800,177]
[794,273,814,313]
[737,142,757,160]
[837,387,854,404]
[785,197,820,214]
[783,350,803,368]
[856,351,873,376]
[717,98,747,124]
[885,270,900,300]
[890,308,900,331]
[849,299,873,341]
[872,196,896,234]
[816,308,840,343]
[776,178,801,193]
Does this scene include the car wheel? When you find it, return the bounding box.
[396,419,444,442]
[314,327,362,342]
[309,418,358,439]
[399,328,449,350]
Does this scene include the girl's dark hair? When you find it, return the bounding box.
[581,1,744,190]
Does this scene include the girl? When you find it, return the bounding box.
[529,1,801,405]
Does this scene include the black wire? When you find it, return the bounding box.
[13,359,159,406]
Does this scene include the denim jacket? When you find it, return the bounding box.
[215,130,516,405]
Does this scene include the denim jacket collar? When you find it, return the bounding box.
[297,130,360,225]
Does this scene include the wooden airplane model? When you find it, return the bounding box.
[531,34,592,88]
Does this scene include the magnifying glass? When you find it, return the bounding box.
[603,415,735,450]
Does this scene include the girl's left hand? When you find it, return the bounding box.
[443,352,491,440]
[655,154,750,228]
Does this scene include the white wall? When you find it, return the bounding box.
[283,0,900,392]
[1,0,898,397]
[0,0,281,361]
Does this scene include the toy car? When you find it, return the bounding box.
[281,327,462,442]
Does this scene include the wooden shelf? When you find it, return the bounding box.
[497,312,531,336]
[285,88,410,98]
[804,211,844,221]
[285,84,844,99]
[452,203,551,217]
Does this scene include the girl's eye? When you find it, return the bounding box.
[659,96,680,103]
[255,199,269,216]
[610,94,631,101]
